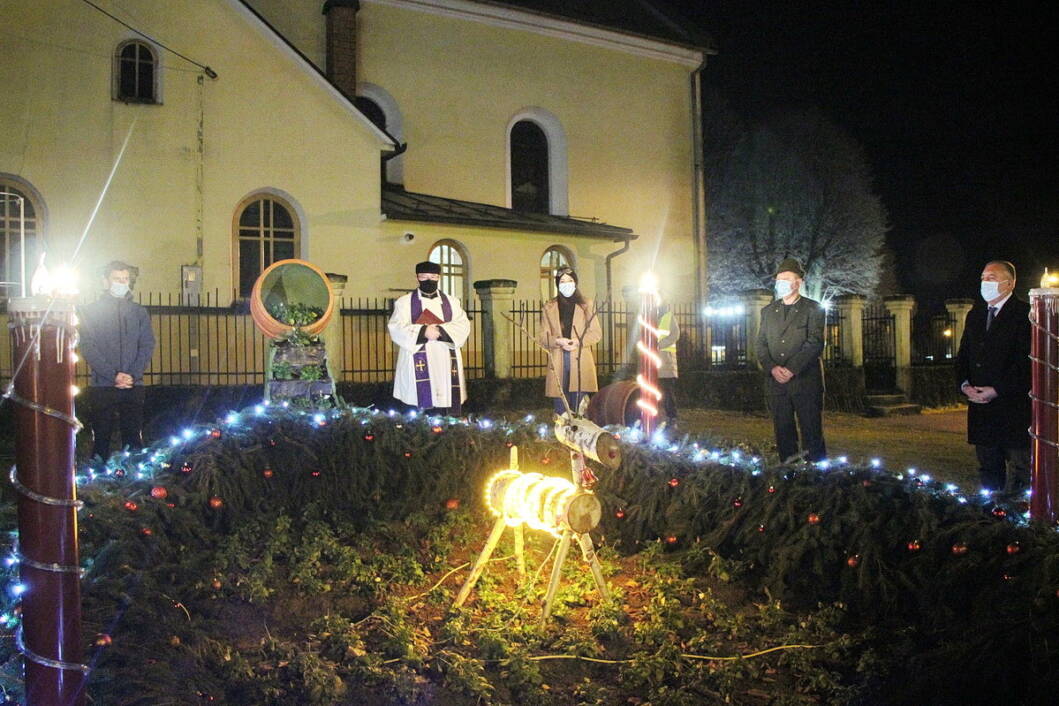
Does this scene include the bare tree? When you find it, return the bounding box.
[706,107,888,301]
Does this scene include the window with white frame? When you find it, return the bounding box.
[234,194,300,297]
[114,41,158,103]
[428,240,467,300]
[539,245,574,300]
[0,179,42,292]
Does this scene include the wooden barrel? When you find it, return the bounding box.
[249,259,335,339]
[585,380,640,427]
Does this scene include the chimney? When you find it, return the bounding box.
[323,0,360,99]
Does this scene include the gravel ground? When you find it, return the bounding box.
[675,407,980,489]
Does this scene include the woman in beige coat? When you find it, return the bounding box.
[537,268,602,414]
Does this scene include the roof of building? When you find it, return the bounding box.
[382,185,636,241]
[476,0,715,52]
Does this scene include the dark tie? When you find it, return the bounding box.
[986,306,997,331]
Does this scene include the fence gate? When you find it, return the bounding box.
[861,304,897,390]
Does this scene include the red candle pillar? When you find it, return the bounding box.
[635,274,662,437]
[7,296,86,704]
[1029,287,1059,524]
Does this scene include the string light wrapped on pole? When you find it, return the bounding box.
[4,262,88,704]
[636,272,662,436]
[1029,269,1059,524]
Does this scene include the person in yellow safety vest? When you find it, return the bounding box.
[657,301,681,428]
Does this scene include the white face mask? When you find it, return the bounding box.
[774,279,794,299]
[980,281,1003,302]
[110,282,129,298]
[558,282,576,298]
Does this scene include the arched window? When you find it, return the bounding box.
[510,121,549,213]
[539,245,574,300]
[428,240,468,300]
[234,194,300,297]
[114,40,158,103]
[357,83,405,184]
[354,96,388,185]
[507,108,568,215]
[0,178,43,292]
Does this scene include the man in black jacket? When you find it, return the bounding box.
[954,260,1031,494]
[755,259,827,463]
[79,261,155,461]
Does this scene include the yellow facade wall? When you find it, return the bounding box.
[245,0,702,300]
[2,0,702,304]
[0,0,385,296]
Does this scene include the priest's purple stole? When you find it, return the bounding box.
[409,291,462,414]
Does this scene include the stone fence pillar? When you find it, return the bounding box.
[835,294,865,367]
[474,279,517,378]
[322,273,348,383]
[741,290,773,368]
[883,295,916,393]
[945,298,974,350]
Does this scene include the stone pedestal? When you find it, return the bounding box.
[474,279,518,378]
[835,294,865,367]
[883,295,916,393]
[944,298,975,351]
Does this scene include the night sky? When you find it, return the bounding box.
[670,1,1057,308]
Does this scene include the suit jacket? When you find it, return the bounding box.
[954,296,1031,447]
[755,296,826,396]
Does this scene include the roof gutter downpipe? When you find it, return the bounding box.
[605,235,632,304]
[690,56,709,306]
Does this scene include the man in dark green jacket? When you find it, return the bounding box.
[754,259,827,463]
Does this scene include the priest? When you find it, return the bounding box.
[387,261,470,415]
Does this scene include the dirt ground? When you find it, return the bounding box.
[676,407,980,489]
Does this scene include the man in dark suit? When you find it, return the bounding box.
[755,258,827,463]
[954,260,1031,494]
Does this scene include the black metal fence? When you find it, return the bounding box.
[913,310,957,365]
[824,307,846,367]
[861,304,897,390]
[0,292,911,389]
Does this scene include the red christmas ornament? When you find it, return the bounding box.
[767,485,776,494]
[140,527,153,536]
[211,578,222,590]
[310,470,321,477]
[210,429,222,439]
[404,451,413,458]
[757,524,766,533]
[541,457,551,465]
[906,539,922,552]
[268,438,277,447]
[732,497,744,508]
[432,425,443,434]
[615,509,626,519]
[150,486,168,500]
[94,633,112,647]
[846,554,861,568]
[208,496,224,510]
[445,498,460,510]
[1006,542,1021,555]
[991,507,1007,519]
[861,479,873,488]
[807,512,821,525]
[262,468,274,479]
[123,500,138,512]
[505,441,514,448]
[668,477,680,488]
[180,462,193,474]
[166,503,175,508]
[364,433,375,441]
[665,535,678,545]
[951,543,969,556]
